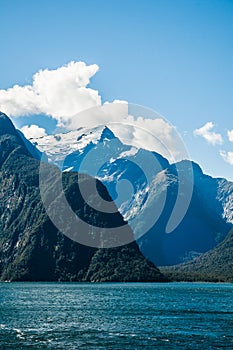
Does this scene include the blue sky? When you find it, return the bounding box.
[0,0,233,180]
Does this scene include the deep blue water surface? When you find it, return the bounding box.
[0,282,233,349]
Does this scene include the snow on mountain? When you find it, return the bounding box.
[30,124,233,266]
[30,124,171,230]
[30,126,106,167]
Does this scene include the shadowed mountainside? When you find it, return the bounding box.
[160,227,233,282]
[0,112,166,282]
[30,125,233,266]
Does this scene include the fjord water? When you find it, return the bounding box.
[0,283,232,349]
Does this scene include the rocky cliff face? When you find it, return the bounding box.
[0,112,165,282]
[31,125,233,266]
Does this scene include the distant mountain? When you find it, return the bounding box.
[0,112,165,282]
[31,126,233,266]
[161,228,233,282]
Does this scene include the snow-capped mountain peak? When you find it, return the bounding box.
[28,123,232,266]
[30,125,116,167]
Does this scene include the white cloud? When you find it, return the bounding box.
[69,102,188,162]
[227,130,233,142]
[110,116,185,162]
[220,150,233,165]
[0,60,189,163]
[193,122,223,145]
[67,100,129,130]
[20,125,47,139]
[0,61,101,126]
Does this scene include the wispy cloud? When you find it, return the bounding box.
[227,130,233,142]
[0,61,101,126]
[68,102,187,162]
[220,150,233,165]
[21,125,47,139]
[193,122,223,145]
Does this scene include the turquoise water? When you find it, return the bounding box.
[0,283,233,349]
